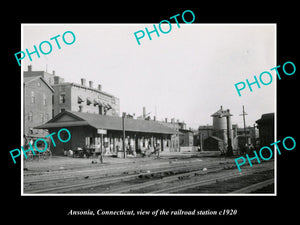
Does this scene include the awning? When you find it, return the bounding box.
[106,103,112,110]
[78,96,84,103]
[86,98,92,105]
[93,99,99,106]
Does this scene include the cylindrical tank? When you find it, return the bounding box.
[212,116,227,130]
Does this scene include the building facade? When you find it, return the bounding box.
[203,136,224,152]
[179,129,194,147]
[24,65,120,119]
[24,65,59,85]
[23,76,54,138]
[36,110,177,156]
[52,78,120,117]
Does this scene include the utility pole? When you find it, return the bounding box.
[122,112,126,158]
[100,133,103,163]
[225,114,233,156]
[240,105,248,153]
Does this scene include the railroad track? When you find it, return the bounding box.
[101,167,224,194]
[24,161,236,194]
[104,167,273,194]
[24,158,204,183]
[230,178,274,194]
[150,166,274,194]
[24,159,274,194]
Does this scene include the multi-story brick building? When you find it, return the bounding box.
[52,78,120,117]
[23,75,54,138]
[23,65,120,119]
[24,65,58,85]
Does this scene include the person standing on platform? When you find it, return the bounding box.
[156,142,161,159]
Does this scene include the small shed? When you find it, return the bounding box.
[203,136,224,151]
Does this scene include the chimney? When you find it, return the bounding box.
[52,70,55,75]
[81,78,86,86]
[98,84,102,91]
[153,116,156,121]
[143,107,146,118]
[89,81,93,88]
[28,65,32,72]
[54,76,60,84]
[165,118,168,123]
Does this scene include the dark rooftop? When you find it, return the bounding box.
[35,110,177,134]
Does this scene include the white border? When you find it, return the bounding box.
[21,23,277,197]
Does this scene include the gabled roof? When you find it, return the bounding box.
[24,76,54,92]
[35,110,177,134]
[206,136,224,142]
[211,108,232,117]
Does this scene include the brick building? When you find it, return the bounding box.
[23,76,54,138]
[52,78,120,117]
[23,65,120,119]
[24,65,59,85]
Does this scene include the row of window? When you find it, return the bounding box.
[30,91,48,105]
[27,112,50,123]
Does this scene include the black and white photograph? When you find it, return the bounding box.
[3,5,298,223]
[21,24,276,195]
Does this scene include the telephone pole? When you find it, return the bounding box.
[239,105,248,152]
[122,112,126,158]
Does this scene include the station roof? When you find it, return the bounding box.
[35,110,178,135]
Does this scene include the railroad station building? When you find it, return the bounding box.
[35,110,178,156]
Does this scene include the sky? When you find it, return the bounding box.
[22,24,276,129]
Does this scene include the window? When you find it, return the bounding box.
[59,94,66,104]
[60,86,66,92]
[31,91,35,103]
[45,113,49,122]
[28,111,33,121]
[40,113,44,123]
[43,93,46,105]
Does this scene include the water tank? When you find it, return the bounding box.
[212,116,227,130]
